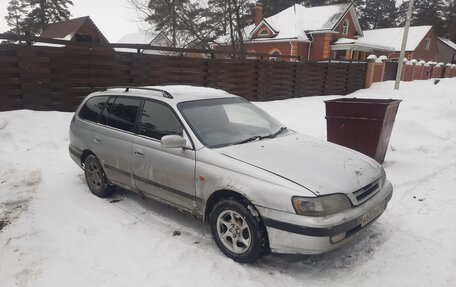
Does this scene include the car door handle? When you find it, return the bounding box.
[134,150,145,157]
[94,137,101,143]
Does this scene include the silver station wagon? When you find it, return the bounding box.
[69,85,393,263]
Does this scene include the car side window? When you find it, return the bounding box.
[139,101,183,140]
[99,96,115,125]
[105,97,142,132]
[78,96,108,122]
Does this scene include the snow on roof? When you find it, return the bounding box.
[103,85,235,103]
[437,37,456,51]
[218,3,353,43]
[360,25,432,51]
[263,3,351,35]
[333,38,355,44]
[116,32,160,44]
[115,32,173,53]
[332,37,395,52]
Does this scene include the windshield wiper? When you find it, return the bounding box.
[230,127,287,146]
[231,135,263,146]
[269,127,288,138]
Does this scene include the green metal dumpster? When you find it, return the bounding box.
[325,98,401,164]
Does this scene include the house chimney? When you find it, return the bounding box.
[254,3,263,26]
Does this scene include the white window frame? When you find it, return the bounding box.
[425,38,431,50]
[342,20,349,35]
[269,50,281,61]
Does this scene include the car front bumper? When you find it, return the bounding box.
[256,180,393,254]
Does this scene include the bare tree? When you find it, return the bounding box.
[127,0,223,48]
[209,0,251,54]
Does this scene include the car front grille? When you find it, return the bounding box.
[350,179,381,205]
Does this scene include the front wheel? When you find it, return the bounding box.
[209,199,267,263]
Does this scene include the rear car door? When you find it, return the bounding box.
[92,96,142,190]
[131,100,196,212]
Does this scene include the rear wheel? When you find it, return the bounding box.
[210,199,267,263]
[84,155,113,198]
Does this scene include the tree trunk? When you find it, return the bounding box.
[40,0,46,31]
[233,0,244,55]
[227,0,236,53]
[172,0,177,47]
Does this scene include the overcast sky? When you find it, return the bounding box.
[0,0,141,42]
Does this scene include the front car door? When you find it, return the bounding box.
[131,100,197,212]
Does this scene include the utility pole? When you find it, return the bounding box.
[394,0,415,90]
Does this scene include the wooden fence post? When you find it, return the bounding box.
[292,61,298,97]
[322,62,329,94]
[344,63,351,94]
[254,59,260,100]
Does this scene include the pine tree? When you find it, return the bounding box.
[301,0,326,6]
[5,0,28,34]
[414,0,446,35]
[443,0,456,42]
[137,0,222,48]
[258,0,302,17]
[144,0,188,47]
[397,0,445,35]
[258,1,365,17]
[360,0,398,29]
[23,0,74,35]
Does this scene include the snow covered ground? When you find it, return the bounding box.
[1,79,455,287]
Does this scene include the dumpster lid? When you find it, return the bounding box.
[324,98,402,104]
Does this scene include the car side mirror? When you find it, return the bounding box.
[160,135,186,149]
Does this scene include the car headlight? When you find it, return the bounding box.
[379,167,386,187]
[292,194,352,217]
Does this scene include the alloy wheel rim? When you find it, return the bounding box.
[87,162,102,190]
[216,210,252,254]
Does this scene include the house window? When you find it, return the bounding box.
[342,20,349,35]
[75,33,93,43]
[425,38,430,50]
[333,50,346,60]
[269,50,281,61]
[259,29,269,35]
[246,50,257,60]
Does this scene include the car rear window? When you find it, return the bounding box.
[78,96,108,122]
[105,97,142,132]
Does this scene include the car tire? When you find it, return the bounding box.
[84,155,113,198]
[210,198,267,263]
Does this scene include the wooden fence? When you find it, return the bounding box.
[0,40,368,112]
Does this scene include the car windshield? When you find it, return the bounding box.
[178,98,286,148]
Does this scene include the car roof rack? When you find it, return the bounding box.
[99,86,173,99]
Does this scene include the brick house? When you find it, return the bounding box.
[40,16,110,45]
[436,37,456,64]
[360,26,439,62]
[215,2,392,61]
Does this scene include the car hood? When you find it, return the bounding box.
[218,133,381,196]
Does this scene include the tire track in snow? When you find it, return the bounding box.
[393,161,456,200]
